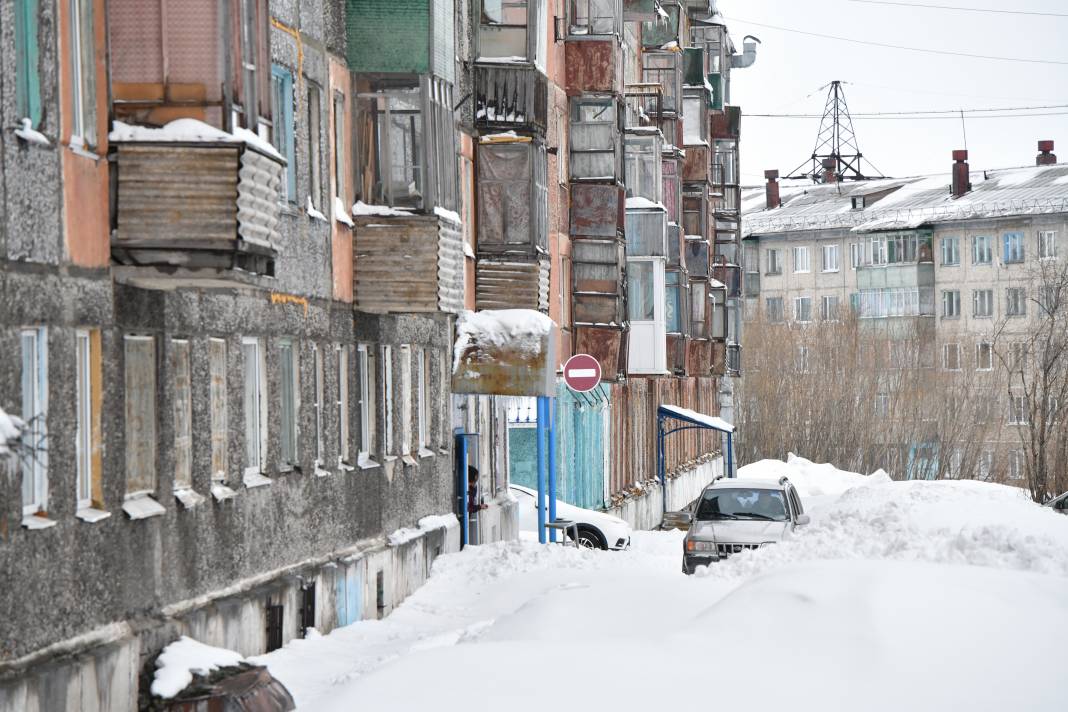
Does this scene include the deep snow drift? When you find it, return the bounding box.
[236,458,1068,711]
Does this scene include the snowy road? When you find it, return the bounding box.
[251,457,1068,712]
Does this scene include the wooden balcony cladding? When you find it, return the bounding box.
[111,143,283,278]
[353,213,464,314]
[474,63,548,132]
[475,257,550,312]
[682,144,710,183]
[572,238,625,326]
[570,184,625,238]
[564,40,623,96]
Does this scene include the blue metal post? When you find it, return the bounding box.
[456,433,469,547]
[657,414,667,514]
[547,396,558,542]
[536,396,548,544]
[726,432,734,479]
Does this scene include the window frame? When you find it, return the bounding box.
[68,0,97,149]
[972,235,992,265]
[337,344,353,467]
[794,296,813,323]
[972,289,994,318]
[940,236,960,266]
[333,90,347,203]
[792,246,810,274]
[21,327,49,516]
[208,338,229,483]
[75,330,94,510]
[765,248,782,275]
[15,0,42,128]
[765,296,784,324]
[171,338,193,492]
[820,295,839,322]
[941,289,961,318]
[356,344,373,462]
[821,244,840,273]
[568,0,621,37]
[1009,394,1029,425]
[270,65,297,202]
[942,343,961,371]
[382,344,394,456]
[1038,230,1058,260]
[417,348,429,452]
[307,80,324,211]
[1002,232,1025,264]
[123,334,157,499]
[976,342,994,371]
[242,337,268,477]
[570,97,621,182]
[278,339,300,468]
[1005,287,1027,317]
[313,343,325,468]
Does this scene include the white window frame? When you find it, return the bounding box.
[942,343,961,371]
[820,295,839,322]
[941,236,960,266]
[1006,287,1026,317]
[942,290,960,318]
[1002,232,1025,264]
[337,344,353,467]
[356,344,372,462]
[976,342,993,371]
[849,242,862,269]
[399,344,413,457]
[973,235,992,265]
[75,330,92,510]
[417,348,428,452]
[333,90,346,201]
[171,339,193,491]
[242,337,268,477]
[972,289,994,318]
[382,345,394,456]
[1038,230,1058,260]
[766,248,782,275]
[821,244,839,272]
[794,296,812,323]
[209,338,229,483]
[68,0,92,148]
[792,246,810,273]
[313,343,325,468]
[278,339,300,467]
[1009,394,1029,425]
[21,327,48,516]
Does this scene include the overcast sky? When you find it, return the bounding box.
[720,0,1067,184]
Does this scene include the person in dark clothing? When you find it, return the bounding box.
[467,465,488,514]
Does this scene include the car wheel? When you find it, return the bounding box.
[682,561,693,575]
[574,527,605,550]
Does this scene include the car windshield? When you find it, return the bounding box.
[695,488,788,522]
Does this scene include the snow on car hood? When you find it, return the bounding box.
[689,519,788,544]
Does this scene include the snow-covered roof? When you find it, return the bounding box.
[743,162,1068,238]
[659,404,734,433]
[152,637,245,699]
[110,119,284,161]
[452,309,558,397]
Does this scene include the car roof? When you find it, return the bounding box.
[705,478,787,491]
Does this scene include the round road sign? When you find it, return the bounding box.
[563,354,602,393]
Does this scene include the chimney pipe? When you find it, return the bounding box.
[822,158,838,184]
[1037,140,1057,166]
[951,150,971,199]
[765,169,781,210]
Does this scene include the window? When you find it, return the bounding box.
[792,246,810,273]
[941,236,960,266]
[479,0,530,58]
[766,248,782,275]
[171,340,193,491]
[1008,450,1024,481]
[124,336,157,497]
[974,392,994,423]
[821,244,840,272]
[942,343,960,370]
[68,0,97,147]
[866,234,932,266]
[972,235,992,265]
[333,91,346,202]
[690,281,708,338]
[624,134,662,202]
[765,297,784,323]
[242,337,267,476]
[313,344,324,468]
[851,196,865,210]
[337,345,352,467]
[972,289,994,318]
[1006,287,1027,317]
[794,296,812,323]
[75,330,100,511]
[21,328,48,515]
[1039,230,1058,260]
[279,340,299,467]
[356,345,373,461]
[820,295,839,321]
[977,450,993,481]
[682,96,706,145]
[270,65,296,201]
[795,346,809,373]
[643,52,680,114]
[399,345,413,456]
[209,338,228,482]
[942,290,961,318]
[1009,395,1029,425]
[569,0,618,35]
[875,392,890,417]
[665,271,682,333]
[417,349,428,451]
[850,242,862,269]
[15,0,42,127]
[858,288,934,319]
[1010,342,1028,372]
[235,0,270,131]
[976,342,993,371]
[1039,285,1060,314]
[628,261,656,321]
[1002,232,1024,263]
[477,141,548,251]
[561,257,572,327]
[570,97,619,180]
[382,345,394,455]
[307,82,323,211]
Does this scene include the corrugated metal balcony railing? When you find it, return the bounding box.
[111,142,284,281]
[474,63,548,132]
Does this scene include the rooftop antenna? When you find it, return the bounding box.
[787,81,884,183]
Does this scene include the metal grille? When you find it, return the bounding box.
[265,598,284,652]
[716,543,758,558]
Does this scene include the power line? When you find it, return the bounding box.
[722,16,1068,65]
[750,103,1068,117]
[847,0,1068,18]
[748,111,1068,120]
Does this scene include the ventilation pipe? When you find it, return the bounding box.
[765,169,781,209]
[1037,140,1057,166]
[952,150,971,198]
[731,35,761,69]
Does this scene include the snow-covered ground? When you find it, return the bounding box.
[235,456,1068,711]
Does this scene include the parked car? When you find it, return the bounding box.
[509,484,631,550]
[1045,492,1068,515]
[680,476,810,574]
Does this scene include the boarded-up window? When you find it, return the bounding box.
[21,327,48,514]
[171,340,192,490]
[279,340,299,466]
[209,338,228,482]
[124,336,157,496]
[242,337,266,474]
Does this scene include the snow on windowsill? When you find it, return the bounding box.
[357,455,380,470]
[123,494,166,520]
[175,488,206,509]
[21,514,57,530]
[152,636,245,699]
[352,200,413,217]
[76,507,111,523]
[314,463,332,478]
[476,55,529,64]
[338,458,356,472]
[388,513,460,546]
[306,197,328,222]
[334,197,354,227]
[109,119,283,161]
[231,125,284,161]
[418,448,436,459]
[14,119,51,147]
[243,472,273,489]
[211,483,239,501]
[464,241,476,259]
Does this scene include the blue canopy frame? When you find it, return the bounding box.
[656,406,735,513]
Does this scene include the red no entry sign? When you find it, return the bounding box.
[563,354,601,393]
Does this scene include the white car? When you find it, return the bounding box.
[509,484,631,550]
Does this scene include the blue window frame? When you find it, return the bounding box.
[270,65,297,202]
[1002,232,1024,264]
[15,0,42,128]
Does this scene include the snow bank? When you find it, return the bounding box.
[452,309,555,374]
[151,636,245,698]
[0,406,25,456]
[739,452,891,497]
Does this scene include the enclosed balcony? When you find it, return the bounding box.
[474,63,549,132]
[570,96,624,182]
[685,238,710,278]
[641,51,683,117]
[564,39,625,95]
[110,125,284,285]
[641,1,681,48]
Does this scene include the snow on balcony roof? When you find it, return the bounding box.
[626,196,667,211]
[110,119,284,161]
[351,200,414,217]
[452,309,557,397]
[453,309,555,375]
[743,162,1068,238]
[658,404,734,433]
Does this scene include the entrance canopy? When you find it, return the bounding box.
[657,404,734,434]
[656,405,736,513]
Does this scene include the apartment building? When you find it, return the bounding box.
[742,145,1068,483]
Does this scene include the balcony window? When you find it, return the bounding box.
[479,0,545,66]
[570,97,621,180]
[682,193,706,237]
[641,3,680,47]
[690,281,709,338]
[569,0,621,36]
[682,95,707,145]
[477,140,548,252]
[628,261,655,322]
[665,271,684,333]
[641,52,681,114]
[713,139,737,186]
[624,134,663,202]
[626,210,667,257]
[15,0,42,128]
[690,23,725,73]
[867,233,933,265]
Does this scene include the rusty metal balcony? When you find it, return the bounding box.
[474,63,548,133]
